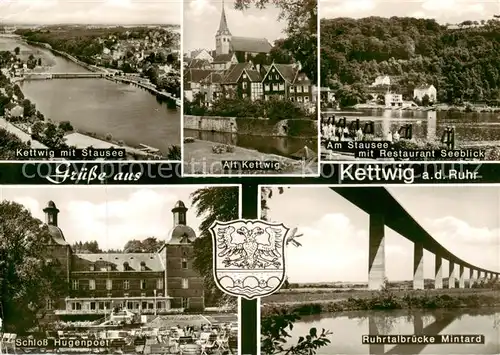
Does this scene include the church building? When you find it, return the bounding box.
[214,1,272,62]
[41,200,204,321]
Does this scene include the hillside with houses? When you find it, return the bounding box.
[320,16,500,108]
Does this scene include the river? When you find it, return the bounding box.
[0,36,180,155]
[283,309,500,354]
[184,129,318,158]
[322,109,500,145]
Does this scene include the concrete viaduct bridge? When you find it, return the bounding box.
[330,187,500,290]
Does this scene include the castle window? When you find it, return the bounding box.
[157,279,164,289]
[106,265,112,271]
[72,280,79,290]
[90,302,96,310]
[182,278,189,289]
[181,258,188,269]
[124,280,130,290]
[89,264,95,271]
[140,280,147,289]
[46,299,53,310]
[140,261,146,271]
[106,279,112,290]
[181,298,189,309]
[123,262,129,271]
[89,279,96,290]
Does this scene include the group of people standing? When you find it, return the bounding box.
[320,115,403,143]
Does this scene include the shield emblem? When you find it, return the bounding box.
[209,219,289,300]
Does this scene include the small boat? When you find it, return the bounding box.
[139,144,160,154]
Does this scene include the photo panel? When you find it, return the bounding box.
[319,0,500,162]
[259,185,500,354]
[182,0,320,176]
[0,184,241,354]
[0,2,181,161]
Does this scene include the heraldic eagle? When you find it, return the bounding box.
[216,225,284,269]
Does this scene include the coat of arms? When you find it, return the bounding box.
[210,219,290,300]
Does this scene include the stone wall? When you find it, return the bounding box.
[184,115,317,138]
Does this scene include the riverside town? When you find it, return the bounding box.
[182,0,319,175]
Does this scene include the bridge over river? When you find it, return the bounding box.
[23,72,108,79]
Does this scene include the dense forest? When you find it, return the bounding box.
[320,17,500,105]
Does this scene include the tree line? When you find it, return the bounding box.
[321,16,500,105]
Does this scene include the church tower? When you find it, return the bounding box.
[215,0,231,55]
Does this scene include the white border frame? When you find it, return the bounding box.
[180,0,321,178]
[0,183,243,355]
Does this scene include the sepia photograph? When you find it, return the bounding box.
[260,185,500,354]
[0,185,240,354]
[0,1,181,161]
[320,0,500,162]
[182,0,319,175]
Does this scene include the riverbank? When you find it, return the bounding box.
[261,288,500,317]
[350,103,500,113]
[183,138,318,175]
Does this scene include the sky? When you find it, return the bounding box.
[0,0,181,25]
[320,0,500,23]
[0,186,222,251]
[184,0,285,52]
[263,186,500,284]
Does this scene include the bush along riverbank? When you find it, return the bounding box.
[261,288,500,318]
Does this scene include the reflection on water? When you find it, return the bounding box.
[322,109,500,143]
[0,36,180,154]
[284,309,500,354]
[184,129,318,158]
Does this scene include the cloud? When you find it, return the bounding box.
[0,0,181,24]
[427,216,499,246]
[320,0,376,18]
[64,189,178,250]
[12,197,42,220]
[287,213,407,283]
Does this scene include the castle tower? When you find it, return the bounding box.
[43,200,60,226]
[215,0,231,55]
[172,200,187,226]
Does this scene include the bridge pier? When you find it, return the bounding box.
[368,214,385,290]
[434,255,443,289]
[413,243,424,290]
[448,262,456,288]
[413,313,423,334]
[478,271,484,284]
[368,317,384,355]
[459,265,465,288]
[469,269,475,288]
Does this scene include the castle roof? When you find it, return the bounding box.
[47,225,69,246]
[73,253,165,272]
[167,225,197,244]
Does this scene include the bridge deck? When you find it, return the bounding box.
[331,187,498,274]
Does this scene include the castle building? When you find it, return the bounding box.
[42,200,204,320]
[214,0,272,60]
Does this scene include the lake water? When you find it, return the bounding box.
[282,309,500,354]
[184,129,318,158]
[322,109,500,145]
[0,36,180,155]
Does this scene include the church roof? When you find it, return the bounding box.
[72,253,165,272]
[47,225,69,246]
[230,36,272,54]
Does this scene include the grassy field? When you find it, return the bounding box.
[183,139,318,175]
[261,287,500,317]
